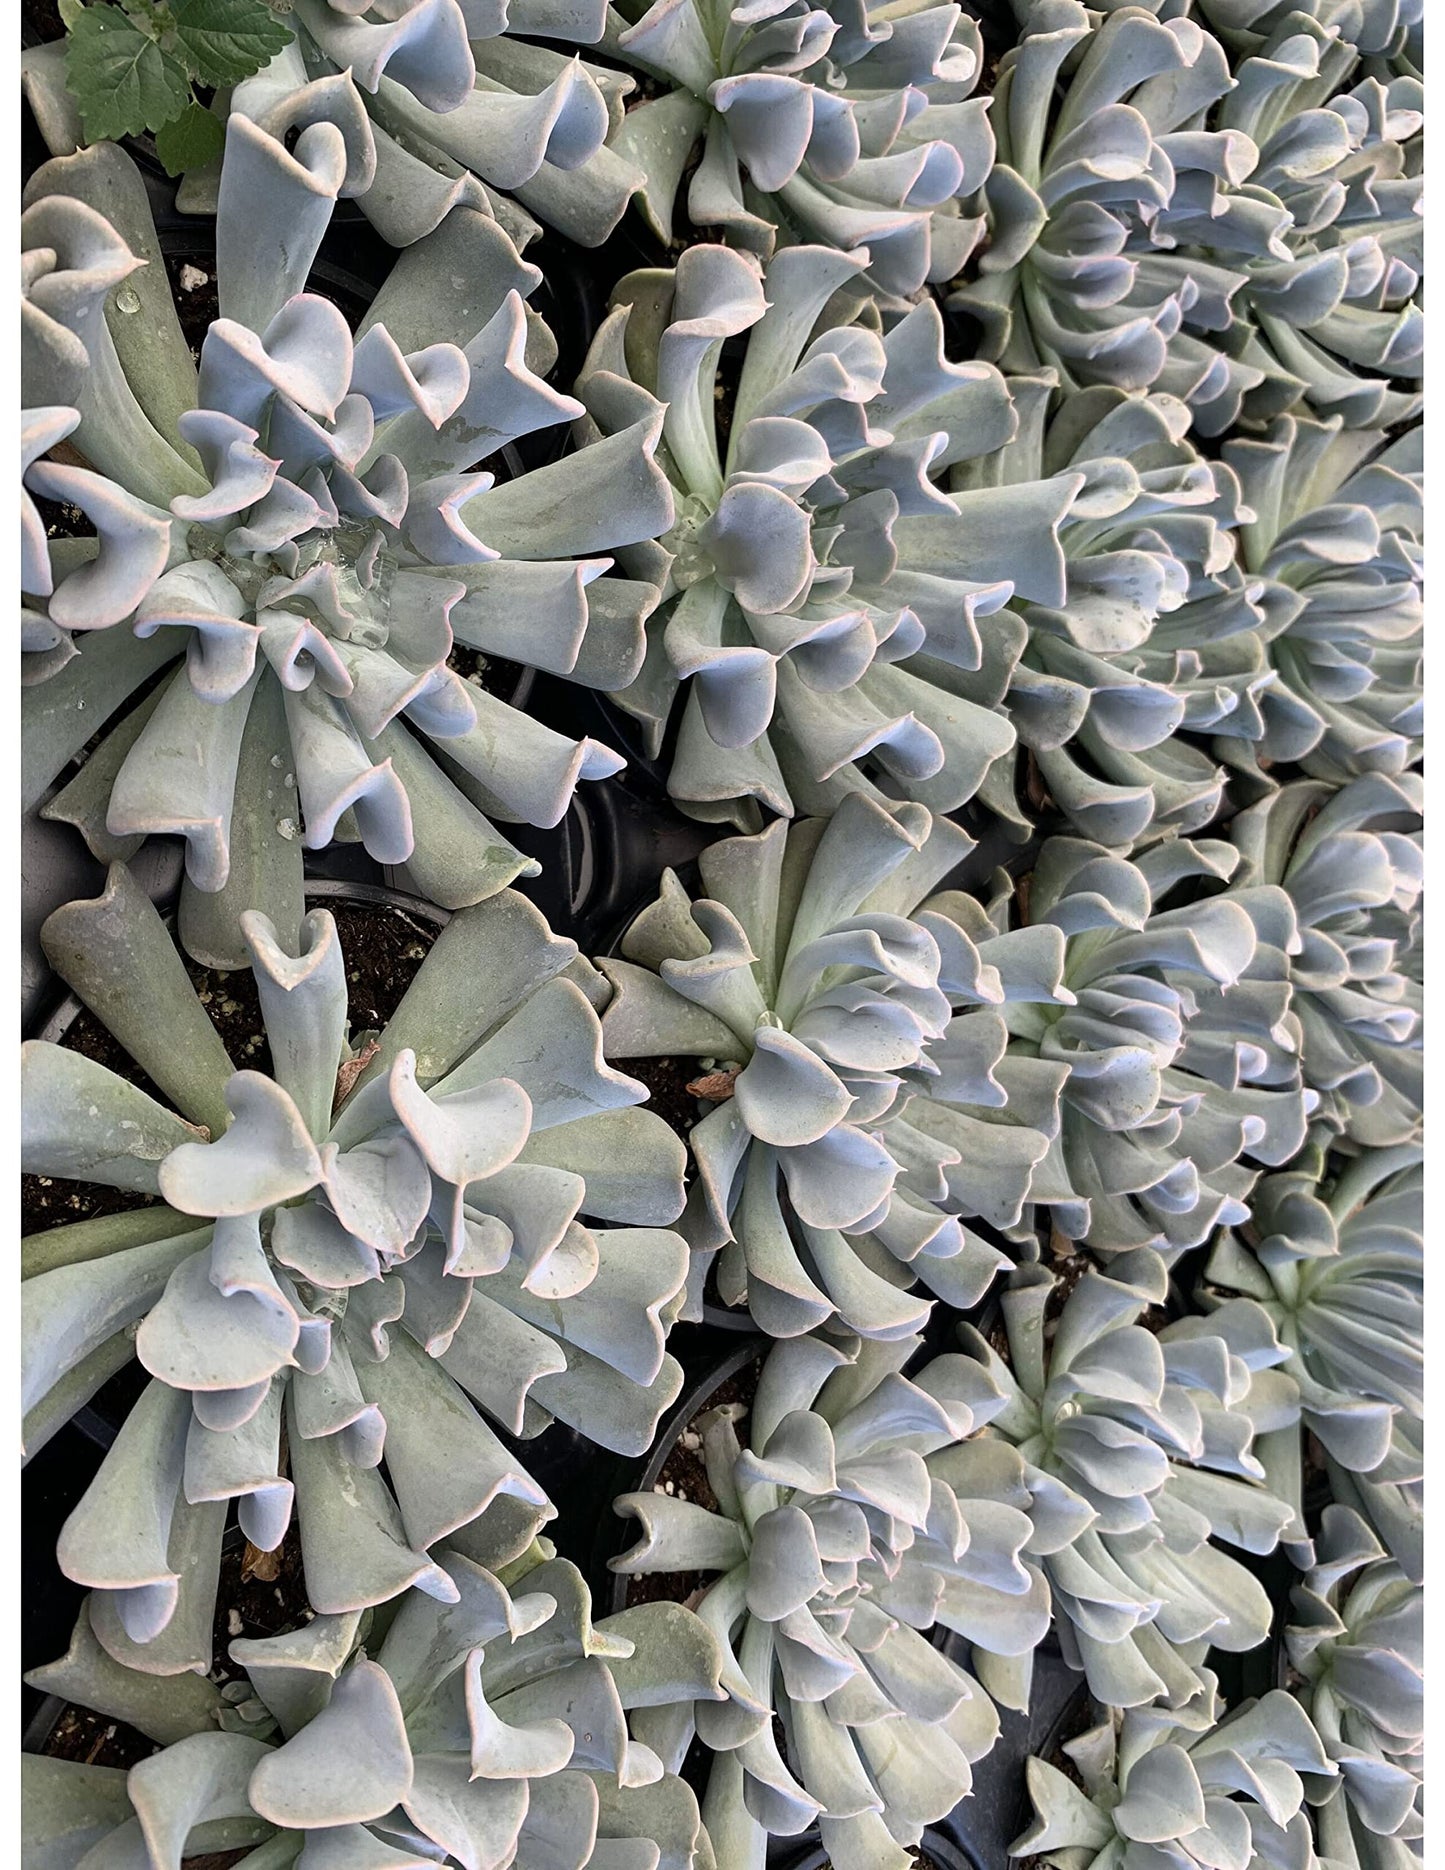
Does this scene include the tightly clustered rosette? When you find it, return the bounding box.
[14,0,1429,1863]
[1204,1144,1422,1579]
[575,239,1076,828]
[1012,1668,1337,1870]
[990,833,1317,1259]
[952,1,1423,436]
[610,1330,1045,1869]
[25,1555,722,1869]
[22,113,669,964]
[957,1249,1301,1712]
[602,0,995,302]
[22,866,688,1669]
[599,789,1074,1337]
[22,0,647,252]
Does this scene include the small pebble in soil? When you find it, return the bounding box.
[179,264,210,293]
[227,1609,244,1637]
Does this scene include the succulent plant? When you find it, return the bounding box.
[952,2,1423,437]
[1189,0,1422,68]
[1183,7,1424,432]
[21,399,171,688]
[22,867,688,1671]
[26,1553,722,1869]
[1012,1669,1337,1870]
[22,123,670,963]
[1221,414,1422,787]
[1285,1505,1423,1870]
[1229,772,1422,1149]
[599,789,1074,1338]
[958,1249,1300,1712]
[997,834,1317,1260]
[575,239,1085,828]
[949,371,1282,847]
[611,1330,1045,1868]
[22,0,646,251]
[1204,1146,1422,1581]
[601,0,994,302]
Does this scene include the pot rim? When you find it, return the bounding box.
[604,1334,765,1617]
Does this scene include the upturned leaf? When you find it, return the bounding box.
[170,0,293,85]
[65,4,192,142]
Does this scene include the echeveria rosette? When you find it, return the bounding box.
[22,867,689,1673]
[998,835,1317,1261]
[21,123,669,964]
[1175,9,1423,434]
[1222,414,1421,787]
[610,1331,1047,1870]
[952,3,1423,438]
[1187,0,1422,68]
[25,1556,722,1870]
[1205,1147,1422,1581]
[1229,772,1422,1148]
[1011,1671,1337,1870]
[602,0,994,303]
[599,790,1074,1339]
[951,371,1279,849]
[576,240,1080,829]
[949,3,1267,434]
[22,1,646,252]
[1285,1505,1423,1870]
[958,1251,1301,1712]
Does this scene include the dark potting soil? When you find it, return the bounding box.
[327,895,441,1035]
[165,254,220,364]
[625,1053,704,1147]
[29,489,96,542]
[624,1355,761,1611]
[1042,1241,1094,1331]
[20,897,441,1236]
[41,1701,156,1771]
[210,1516,312,1690]
[21,0,64,43]
[448,642,529,703]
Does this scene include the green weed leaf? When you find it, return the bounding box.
[65,4,192,142]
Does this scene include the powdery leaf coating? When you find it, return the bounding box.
[997,835,1317,1260]
[25,1555,722,1869]
[1229,772,1422,1149]
[952,1,1423,439]
[611,1330,1046,1868]
[1285,1505,1423,1863]
[22,872,689,1666]
[1012,1669,1336,1870]
[576,242,1054,829]
[958,1249,1300,1713]
[21,120,667,952]
[608,0,995,303]
[1206,1146,1422,1580]
[599,792,1073,1338]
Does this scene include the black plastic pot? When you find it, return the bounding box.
[20,1424,109,1736]
[930,1636,1090,1869]
[583,1334,764,1611]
